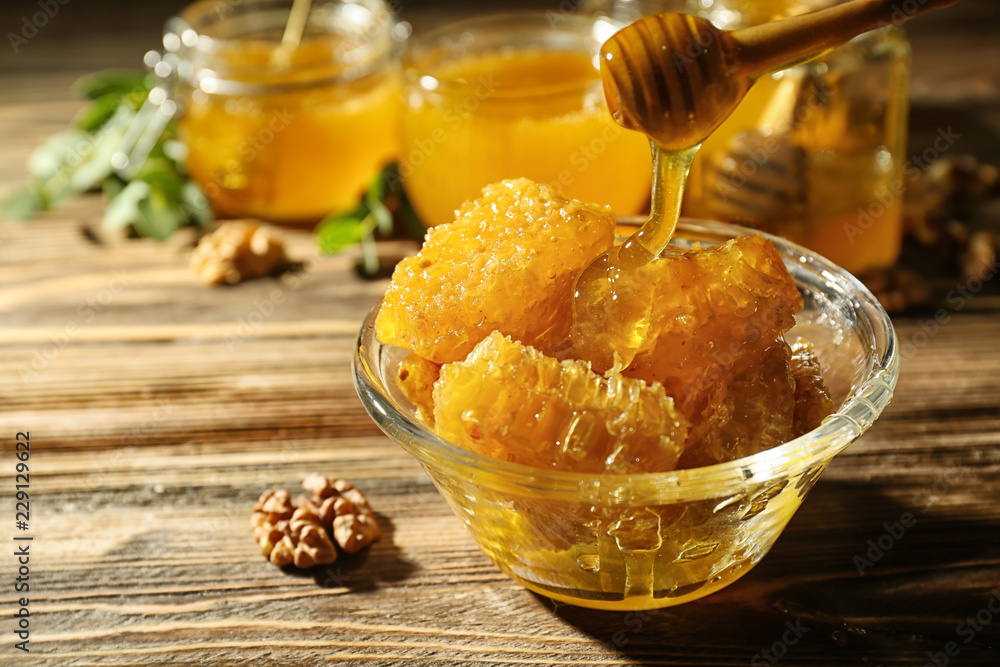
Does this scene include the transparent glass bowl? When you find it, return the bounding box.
[353,218,898,611]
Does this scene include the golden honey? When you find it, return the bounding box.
[598,0,912,274]
[399,13,652,228]
[166,0,400,223]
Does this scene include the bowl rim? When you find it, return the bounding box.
[353,217,899,502]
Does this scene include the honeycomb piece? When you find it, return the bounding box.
[432,331,688,474]
[678,340,797,469]
[676,337,836,469]
[375,178,616,364]
[606,235,803,423]
[396,354,441,425]
[789,338,835,437]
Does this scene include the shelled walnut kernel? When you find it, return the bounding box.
[252,475,381,569]
[267,507,339,568]
[191,220,290,285]
[301,473,383,554]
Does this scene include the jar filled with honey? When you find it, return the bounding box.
[399,12,653,228]
[588,0,912,274]
[163,0,401,224]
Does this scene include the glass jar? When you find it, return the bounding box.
[399,12,653,228]
[589,0,912,274]
[163,0,401,224]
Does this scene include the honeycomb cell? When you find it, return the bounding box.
[432,331,689,475]
[375,178,616,364]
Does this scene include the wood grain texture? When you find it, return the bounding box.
[2,1,1000,665]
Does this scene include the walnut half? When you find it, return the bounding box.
[268,507,339,568]
[252,475,381,569]
[191,220,290,285]
[301,473,383,554]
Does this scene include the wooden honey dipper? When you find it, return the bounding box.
[702,70,811,230]
[600,0,961,267]
[568,0,960,373]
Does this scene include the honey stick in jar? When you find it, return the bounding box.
[166,0,401,224]
[568,0,962,372]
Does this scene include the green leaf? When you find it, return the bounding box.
[133,184,184,241]
[74,92,125,132]
[136,158,185,200]
[73,70,150,100]
[1,184,46,221]
[162,139,187,165]
[101,179,150,232]
[369,198,393,236]
[180,181,213,226]
[68,122,128,194]
[365,170,387,205]
[14,68,206,240]
[102,174,127,201]
[132,181,184,241]
[317,216,365,254]
[358,225,380,276]
[28,130,92,182]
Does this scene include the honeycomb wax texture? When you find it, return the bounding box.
[432,331,689,475]
[375,178,616,364]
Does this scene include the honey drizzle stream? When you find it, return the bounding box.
[618,141,700,270]
[566,141,700,372]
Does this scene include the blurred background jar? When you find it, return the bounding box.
[164,0,401,224]
[587,0,912,275]
[399,12,653,228]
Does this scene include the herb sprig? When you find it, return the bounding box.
[316,163,424,276]
[3,69,423,268]
[1,69,212,240]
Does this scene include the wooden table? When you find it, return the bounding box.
[2,1,1000,665]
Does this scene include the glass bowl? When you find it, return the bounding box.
[353,217,898,611]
